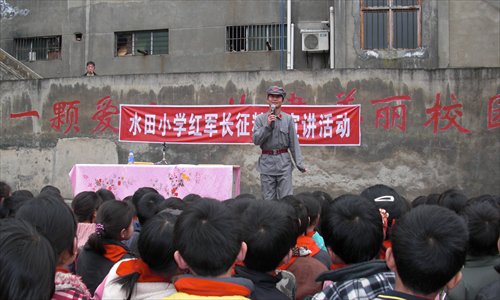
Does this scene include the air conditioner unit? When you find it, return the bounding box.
[301,31,329,52]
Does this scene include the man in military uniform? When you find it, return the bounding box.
[252,86,306,200]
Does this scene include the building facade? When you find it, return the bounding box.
[1,0,499,79]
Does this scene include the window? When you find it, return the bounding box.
[14,36,61,61]
[115,30,168,56]
[226,24,287,52]
[361,0,421,49]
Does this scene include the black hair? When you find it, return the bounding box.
[461,201,499,256]
[411,195,428,208]
[40,185,61,196]
[0,181,12,200]
[12,189,34,198]
[391,205,468,295]
[312,190,333,214]
[320,194,383,264]
[16,193,77,261]
[277,195,308,236]
[0,218,56,300]
[0,193,32,218]
[438,189,467,214]
[467,194,500,212]
[182,193,202,204]
[361,184,410,228]
[86,200,135,255]
[136,192,168,225]
[96,188,116,202]
[164,196,187,210]
[131,187,158,209]
[86,61,95,66]
[426,193,440,205]
[71,191,102,222]
[313,191,336,235]
[174,198,242,276]
[224,196,256,217]
[241,201,297,272]
[297,193,321,227]
[235,193,257,201]
[114,210,178,300]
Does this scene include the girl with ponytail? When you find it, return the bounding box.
[95,209,179,299]
[76,200,136,295]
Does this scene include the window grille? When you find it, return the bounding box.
[226,24,287,52]
[14,36,62,61]
[361,0,421,49]
[115,30,168,56]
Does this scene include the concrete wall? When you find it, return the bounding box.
[1,0,498,79]
[448,0,500,67]
[1,69,499,201]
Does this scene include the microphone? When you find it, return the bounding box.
[270,104,276,128]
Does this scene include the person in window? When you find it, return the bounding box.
[83,61,97,76]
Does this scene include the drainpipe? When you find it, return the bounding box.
[287,0,292,70]
[329,6,335,69]
[291,23,294,69]
[280,0,285,71]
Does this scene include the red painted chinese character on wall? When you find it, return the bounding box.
[91,96,119,134]
[487,94,500,129]
[229,94,246,105]
[336,88,357,105]
[423,93,471,135]
[10,110,40,119]
[287,92,306,105]
[371,96,411,132]
[50,100,81,134]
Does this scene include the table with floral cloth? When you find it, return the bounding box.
[69,164,240,200]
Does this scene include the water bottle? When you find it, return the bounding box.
[127,150,134,164]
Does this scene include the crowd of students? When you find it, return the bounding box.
[0,180,499,300]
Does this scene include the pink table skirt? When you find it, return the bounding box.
[69,164,240,201]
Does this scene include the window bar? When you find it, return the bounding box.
[150,32,154,55]
[132,33,135,54]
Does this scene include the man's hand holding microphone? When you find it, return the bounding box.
[267,104,277,127]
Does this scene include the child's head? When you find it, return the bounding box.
[388,205,468,296]
[113,209,180,300]
[136,192,168,225]
[361,184,410,231]
[131,187,158,209]
[224,195,256,217]
[461,200,499,257]
[96,188,116,202]
[296,193,321,230]
[12,189,34,198]
[139,209,179,275]
[39,185,62,197]
[411,195,428,208]
[95,200,135,241]
[86,200,135,254]
[174,198,245,277]
[165,196,187,210]
[438,188,467,214]
[320,194,383,264]
[0,192,32,218]
[182,193,202,204]
[241,201,297,272]
[0,218,56,300]
[277,195,308,236]
[72,191,102,223]
[16,193,77,264]
[0,181,11,202]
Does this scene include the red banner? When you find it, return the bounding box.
[119,105,360,146]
